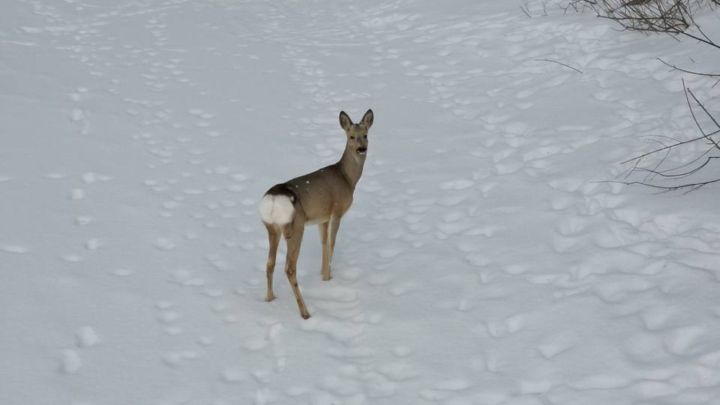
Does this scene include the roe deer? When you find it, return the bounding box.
[259,109,374,319]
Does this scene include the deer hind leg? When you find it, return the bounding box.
[264,224,281,302]
[319,222,331,281]
[284,221,311,319]
[326,215,342,281]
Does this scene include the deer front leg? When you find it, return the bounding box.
[319,222,331,281]
[264,225,281,301]
[284,224,311,319]
[325,215,342,280]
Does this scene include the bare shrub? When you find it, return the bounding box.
[620,81,720,192]
[565,1,719,50]
[565,0,720,190]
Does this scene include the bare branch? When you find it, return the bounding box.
[657,58,720,77]
[632,156,720,178]
[520,3,532,18]
[603,177,720,192]
[534,58,584,73]
[621,128,720,163]
[683,80,720,154]
[687,88,720,130]
[568,0,720,192]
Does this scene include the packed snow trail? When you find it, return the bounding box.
[2,0,720,404]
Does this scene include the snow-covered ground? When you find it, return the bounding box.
[2,0,720,404]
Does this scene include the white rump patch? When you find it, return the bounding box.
[259,194,295,225]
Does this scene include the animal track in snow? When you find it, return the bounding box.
[640,306,683,331]
[84,239,101,250]
[170,269,206,287]
[163,350,199,367]
[70,189,86,200]
[375,362,420,381]
[62,254,84,263]
[537,332,576,359]
[153,237,176,250]
[1,245,29,254]
[221,366,247,383]
[419,379,473,401]
[571,374,632,390]
[75,326,101,348]
[664,326,708,355]
[111,268,134,277]
[60,350,82,374]
[485,314,526,338]
[301,317,365,344]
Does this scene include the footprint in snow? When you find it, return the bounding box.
[60,349,82,374]
[70,108,85,122]
[300,316,365,344]
[494,160,523,175]
[440,179,474,190]
[419,379,473,401]
[550,195,575,211]
[640,305,682,331]
[389,280,421,296]
[571,374,632,390]
[111,268,134,277]
[485,313,525,338]
[163,350,199,367]
[375,362,420,381]
[552,235,580,253]
[155,301,184,335]
[220,366,247,384]
[62,254,84,263]
[537,332,576,359]
[1,245,29,254]
[548,178,584,193]
[44,173,65,180]
[153,237,176,250]
[663,326,708,356]
[303,286,359,303]
[84,239,101,250]
[523,145,564,162]
[75,216,95,226]
[75,326,101,348]
[158,309,182,324]
[70,188,86,200]
[81,172,111,184]
[367,273,391,286]
[170,269,205,287]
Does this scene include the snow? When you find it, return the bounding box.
[2,0,720,404]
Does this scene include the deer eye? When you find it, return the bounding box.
[350,136,356,140]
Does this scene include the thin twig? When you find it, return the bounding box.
[657,146,713,174]
[534,58,584,73]
[571,0,720,192]
[621,129,720,163]
[633,156,720,179]
[682,79,720,153]
[520,3,532,18]
[687,88,720,131]
[602,177,720,192]
[658,58,720,77]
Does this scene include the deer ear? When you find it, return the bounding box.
[361,109,374,129]
[339,111,352,131]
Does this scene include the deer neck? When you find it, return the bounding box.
[338,146,366,189]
